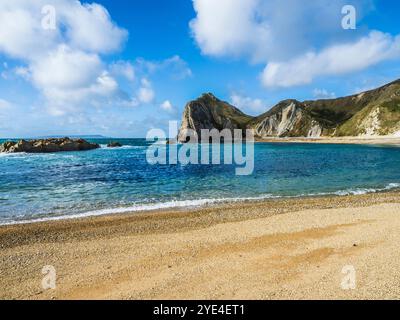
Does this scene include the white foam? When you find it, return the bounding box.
[333,183,400,196]
[0,152,28,158]
[0,195,277,226]
[0,152,59,159]
[303,183,400,197]
[2,183,400,226]
[99,144,143,150]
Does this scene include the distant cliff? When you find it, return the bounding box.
[177,80,400,142]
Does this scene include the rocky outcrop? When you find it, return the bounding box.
[177,93,252,142]
[177,79,400,141]
[0,138,100,153]
[251,100,323,138]
[177,95,324,141]
[107,142,122,148]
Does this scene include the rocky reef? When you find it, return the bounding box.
[177,79,400,142]
[0,137,100,153]
[107,142,122,148]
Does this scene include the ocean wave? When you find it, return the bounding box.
[0,151,67,158]
[313,183,400,196]
[99,144,144,150]
[0,195,277,226]
[0,152,59,159]
[2,182,400,226]
[0,152,28,158]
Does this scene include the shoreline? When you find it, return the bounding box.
[1,183,400,227]
[255,135,400,145]
[2,190,400,238]
[2,191,400,299]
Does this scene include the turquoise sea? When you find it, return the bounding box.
[1,138,400,225]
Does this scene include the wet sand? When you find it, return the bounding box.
[1,191,400,300]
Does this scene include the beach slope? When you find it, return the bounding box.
[1,192,400,300]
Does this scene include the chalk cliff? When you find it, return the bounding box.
[177,79,400,142]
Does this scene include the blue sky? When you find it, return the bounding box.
[1,0,400,138]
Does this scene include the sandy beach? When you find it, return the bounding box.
[256,135,400,145]
[1,191,400,300]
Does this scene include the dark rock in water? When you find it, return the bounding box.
[107,142,122,148]
[0,137,100,153]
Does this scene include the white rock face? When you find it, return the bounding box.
[361,108,381,136]
[255,101,322,138]
[256,103,301,137]
[308,121,323,137]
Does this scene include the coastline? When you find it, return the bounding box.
[2,190,400,299]
[1,183,400,227]
[255,135,400,145]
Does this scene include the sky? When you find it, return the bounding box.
[1,0,400,138]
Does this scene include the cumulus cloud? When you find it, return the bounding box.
[190,0,270,62]
[190,0,400,87]
[136,55,192,80]
[313,89,336,99]
[261,31,400,88]
[190,0,372,63]
[60,2,128,54]
[14,66,30,79]
[32,45,103,90]
[230,93,266,114]
[137,78,155,104]
[0,0,130,115]
[110,61,135,81]
[160,100,175,113]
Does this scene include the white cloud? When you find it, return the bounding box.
[190,0,270,62]
[110,61,135,81]
[313,89,336,99]
[14,66,30,79]
[137,78,155,104]
[136,55,192,80]
[32,45,103,90]
[261,31,400,88]
[190,0,400,87]
[162,56,193,80]
[190,0,372,63]
[0,1,127,60]
[160,100,175,113]
[230,93,266,114]
[0,2,57,60]
[60,2,128,54]
[0,0,129,115]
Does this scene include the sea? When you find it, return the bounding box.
[1,138,400,225]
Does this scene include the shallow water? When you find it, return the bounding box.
[1,138,400,224]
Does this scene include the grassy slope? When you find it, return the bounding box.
[333,81,400,136]
[189,80,400,137]
[197,94,253,130]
